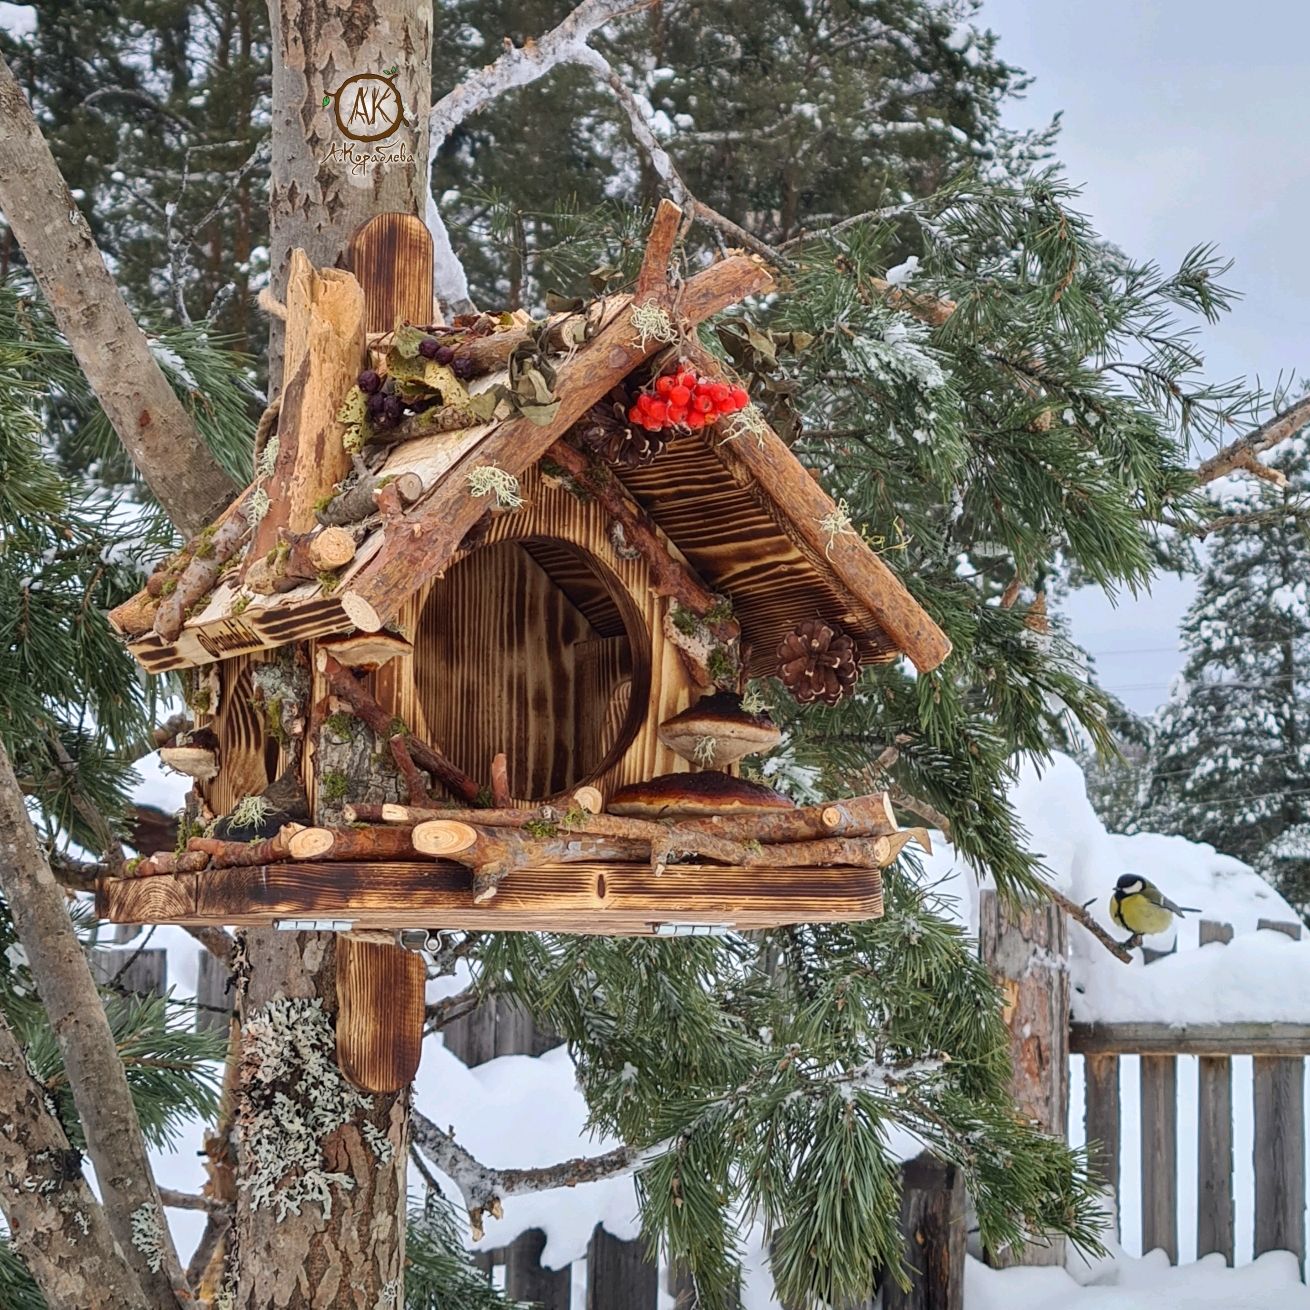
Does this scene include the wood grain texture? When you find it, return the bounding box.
[248,252,366,561]
[1253,919,1305,1270]
[882,1153,965,1310]
[1140,1054,1178,1263]
[202,655,273,816]
[1083,1053,1120,1240]
[680,342,951,672]
[588,1225,657,1310]
[978,891,1068,1266]
[1069,1023,1310,1057]
[335,935,425,1093]
[347,213,434,332]
[1197,920,1234,1264]
[97,859,884,932]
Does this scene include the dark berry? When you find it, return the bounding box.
[357,368,381,394]
[418,337,440,359]
[452,356,475,380]
[383,395,405,420]
[435,344,456,365]
[365,392,387,416]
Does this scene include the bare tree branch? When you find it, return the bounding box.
[1193,392,1310,488]
[411,1108,661,1239]
[0,740,189,1309]
[0,51,239,535]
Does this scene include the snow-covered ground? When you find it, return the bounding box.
[120,751,1309,1306]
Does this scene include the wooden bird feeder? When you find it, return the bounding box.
[97,203,950,1092]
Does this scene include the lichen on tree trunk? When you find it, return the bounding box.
[230,931,409,1308]
[315,713,410,826]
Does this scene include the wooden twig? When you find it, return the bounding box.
[636,198,683,296]
[153,499,252,640]
[1044,886,1134,965]
[315,470,423,527]
[320,655,483,803]
[490,753,511,808]
[389,735,433,808]
[186,824,300,869]
[285,826,419,861]
[244,526,357,594]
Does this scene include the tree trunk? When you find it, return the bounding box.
[231,2,434,1303]
[0,743,189,1308]
[0,1009,147,1310]
[232,931,409,1308]
[266,0,432,382]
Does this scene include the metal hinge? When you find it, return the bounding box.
[399,928,449,955]
[274,918,355,932]
[650,922,732,938]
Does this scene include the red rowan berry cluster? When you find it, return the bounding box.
[628,367,750,432]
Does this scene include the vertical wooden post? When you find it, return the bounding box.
[445,997,585,1304]
[883,1152,966,1310]
[88,946,167,998]
[1140,1054,1178,1262]
[195,947,234,1035]
[505,1228,570,1310]
[1197,920,1235,1264]
[978,890,1069,1266]
[588,1224,658,1310]
[1083,1053,1121,1240]
[1254,919,1305,1274]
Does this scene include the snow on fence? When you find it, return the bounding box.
[1073,918,1309,1276]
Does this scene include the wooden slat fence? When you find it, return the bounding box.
[1073,918,1308,1274]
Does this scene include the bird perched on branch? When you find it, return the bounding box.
[1109,874,1200,938]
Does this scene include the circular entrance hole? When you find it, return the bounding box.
[415,538,649,802]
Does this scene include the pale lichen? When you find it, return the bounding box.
[691,735,719,766]
[130,1202,165,1273]
[228,794,273,832]
[818,497,857,557]
[238,996,391,1222]
[466,464,523,509]
[247,484,271,527]
[629,301,677,349]
[719,402,769,448]
[255,433,280,480]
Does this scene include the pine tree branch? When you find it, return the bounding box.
[0,1007,147,1308]
[0,51,240,536]
[0,740,190,1309]
[425,984,485,1032]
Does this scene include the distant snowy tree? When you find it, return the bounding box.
[1142,439,1310,916]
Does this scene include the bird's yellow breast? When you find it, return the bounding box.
[1110,891,1176,936]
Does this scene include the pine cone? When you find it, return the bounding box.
[575,401,670,468]
[777,619,862,706]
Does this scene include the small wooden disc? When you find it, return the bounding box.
[412,819,480,856]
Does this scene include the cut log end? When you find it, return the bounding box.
[308,526,357,571]
[287,827,337,860]
[572,785,604,815]
[412,819,480,856]
[339,591,383,632]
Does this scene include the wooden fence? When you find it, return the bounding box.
[1074,917,1308,1273]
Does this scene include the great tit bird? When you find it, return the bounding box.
[1109,874,1200,937]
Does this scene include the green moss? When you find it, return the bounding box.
[320,771,349,802]
[159,577,178,597]
[194,538,215,560]
[707,645,738,685]
[560,804,588,829]
[388,717,408,738]
[316,570,339,594]
[232,593,251,615]
[324,711,355,738]
[173,817,204,857]
[474,786,495,809]
[523,818,560,839]
[704,598,736,626]
[189,688,212,714]
[670,603,700,637]
[124,855,144,874]
[312,492,336,514]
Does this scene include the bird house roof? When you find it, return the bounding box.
[108,210,950,680]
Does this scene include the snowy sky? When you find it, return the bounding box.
[980,0,1310,715]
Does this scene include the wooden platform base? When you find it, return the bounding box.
[96,859,883,934]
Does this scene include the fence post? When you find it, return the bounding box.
[1197,920,1235,1264]
[883,1152,965,1310]
[1083,1053,1121,1240]
[1254,919,1305,1275]
[978,890,1069,1266]
[1140,1054,1178,1261]
[195,946,234,1035]
[588,1224,657,1310]
[88,945,167,998]
[444,996,572,1307]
